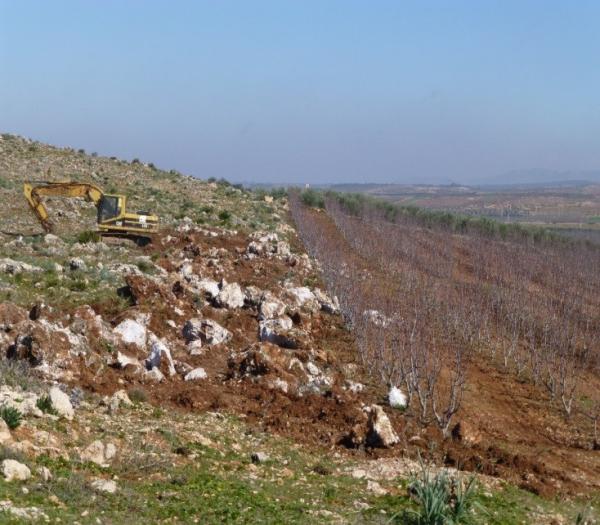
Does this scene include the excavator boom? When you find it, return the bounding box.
[24,181,104,232]
[23,181,159,240]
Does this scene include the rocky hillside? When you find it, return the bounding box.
[0,134,596,524]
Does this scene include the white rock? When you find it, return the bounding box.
[244,286,264,305]
[0,258,43,275]
[179,262,194,276]
[105,443,117,461]
[250,451,270,463]
[363,310,390,328]
[0,501,48,521]
[80,440,117,466]
[49,386,74,420]
[259,295,287,320]
[90,478,118,493]
[275,241,291,256]
[345,380,365,394]
[367,480,388,496]
[0,419,12,445]
[182,318,203,342]
[313,288,340,314]
[146,333,176,376]
[216,282,245,309]
[286,286,316,306]
[109,390,132,412]
[2,459,31,481]
[184,368,208,381]
[187,339,203,356]
[197,278,220,299]
[259,317,295,346]
[388,386,408,409]
[114,319,147,348]
[143,367,165,383]
[267,377,289,393]
[366,405,399,448]
[69,257,86,271]
[44,233,64,246]
[0,387,41,417]
[306,362,320,376]
[183,318,231,346]
[202,319,232,345]
[115,352,142,370]
[107,263,143,277]
[38,466,52,481]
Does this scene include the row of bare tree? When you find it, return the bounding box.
[290,191,600,443]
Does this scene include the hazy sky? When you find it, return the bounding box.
[2,1,600,184]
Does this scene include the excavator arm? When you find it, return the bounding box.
[24,181,105,232]
[23,180,159,242]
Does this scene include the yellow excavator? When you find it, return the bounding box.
[23,181,159,242]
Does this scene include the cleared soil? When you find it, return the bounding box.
[66,217,600,499]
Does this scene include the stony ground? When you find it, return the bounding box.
[0,134,598,523]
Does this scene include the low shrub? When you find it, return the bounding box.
[128,387,148,404]
[78,230,100,244]
[0,405,23,430]
[36,395,58,415]
[407,461,480,524]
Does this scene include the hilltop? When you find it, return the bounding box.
[0,134,598,524]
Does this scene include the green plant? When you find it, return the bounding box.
[78,230,100,243]
[128,387,148,404]
[0,405,23,430]
[36,395,58,415]
[68,277,88,291]
[219,210,232,222]
[406,460,481,525]
[270,187,287,199]
[136,260,153,273]
[300,188,325,209]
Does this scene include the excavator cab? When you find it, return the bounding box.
[97,195,121,223]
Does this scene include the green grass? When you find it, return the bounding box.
[0,406,597,524]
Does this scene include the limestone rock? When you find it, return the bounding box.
[68,257,86,271]
[90,478,118,493]
[114,319,147,348]
[49,386,74,420]
[184,367,208,381]
[81,440,117,466]
[109,390,132,412]
[215,282,245,309]
[0,258,43,275]
[2,459,31,481]
[183,318,231,346]
[146,333,176,376]
[259,294,287,320]
[366,405,399,448]
[0,419,12,445]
